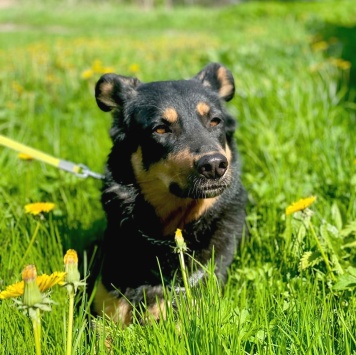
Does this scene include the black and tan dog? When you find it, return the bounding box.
[91,62,247,326]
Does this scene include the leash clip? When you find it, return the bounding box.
[77,164,105,180]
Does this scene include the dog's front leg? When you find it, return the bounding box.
[94,281,167,327]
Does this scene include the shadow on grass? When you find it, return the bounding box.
[320,23,356,99]
[54,212,105,269]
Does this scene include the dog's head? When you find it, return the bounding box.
[95,63,238,215]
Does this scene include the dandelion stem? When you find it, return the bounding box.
[178,249,192,300]
[31,309,42,355]
[20,221,41,267]
[66,289,75,355]
[174,229,192,300]
[308,220,336,281]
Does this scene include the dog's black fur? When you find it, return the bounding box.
[91,62,247,325]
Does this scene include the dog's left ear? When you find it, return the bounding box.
[193,63,235,102]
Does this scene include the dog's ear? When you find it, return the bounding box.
[95,74,141,112]
[193,63,235,102]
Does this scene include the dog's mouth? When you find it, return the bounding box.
[169,178,230,199]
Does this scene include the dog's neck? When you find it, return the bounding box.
[156,196,218,236]
[103,179,219,237]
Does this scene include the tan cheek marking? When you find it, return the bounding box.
[225,143,232,164]
[93,280,132,326]
[217,66,234,99]
[131,147,193,218]
[196,102,210,116]
[131,147,194,201]
[162,107,178,123]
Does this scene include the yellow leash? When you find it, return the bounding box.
[0,134,104,180]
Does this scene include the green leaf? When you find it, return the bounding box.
[297,223,307,242]
[299,251,322,271]
[340,221,356,237]
[331,202,343,231]
[333,268,356,290]
[320,223,335,252]
[342,240,356,249]
[347,266,356,278]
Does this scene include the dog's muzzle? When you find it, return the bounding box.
[169,153,231,199]
[195,153,228,180]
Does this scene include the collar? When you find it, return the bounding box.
[139,229,175,247]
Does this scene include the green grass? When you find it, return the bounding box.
[0,0,356,354]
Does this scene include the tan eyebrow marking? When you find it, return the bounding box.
[196,102,210,116]
[162,107,178,123]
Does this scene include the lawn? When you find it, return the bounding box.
[0,0,355,354]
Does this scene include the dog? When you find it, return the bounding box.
[91,62,247,326]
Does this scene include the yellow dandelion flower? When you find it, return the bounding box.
[0,271,66,300]
[102,66,115,74]
[311,41,329,52]
[329,57,351,70]
[25,202,55,215]
[46,74,58,83]
[37,272,66,290]
[0,281,24,299]
[338,60,351,70]
[18,152,33,161]
[285,196,317,216]
[128,63,140,74]
[11,81,24,95]
[92,59,104,73]
[81,69,94,80]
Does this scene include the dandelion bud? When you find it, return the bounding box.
[64,249,80,284]
[175,228,184,246]
[174,228,188,252]
[22,265,42,306]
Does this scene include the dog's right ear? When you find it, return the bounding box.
[95,74,141,112]
[193,63,235,102]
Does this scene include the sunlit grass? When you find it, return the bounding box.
[0,0,355,354]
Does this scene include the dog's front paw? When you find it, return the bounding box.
[93,281,169,327]
[125,285,168,324]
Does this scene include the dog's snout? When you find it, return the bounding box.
[196,154,228,179]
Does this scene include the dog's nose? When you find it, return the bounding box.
[196,154,228,179]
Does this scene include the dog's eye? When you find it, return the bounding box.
[209,117,221,127]
[154,125,171,134]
